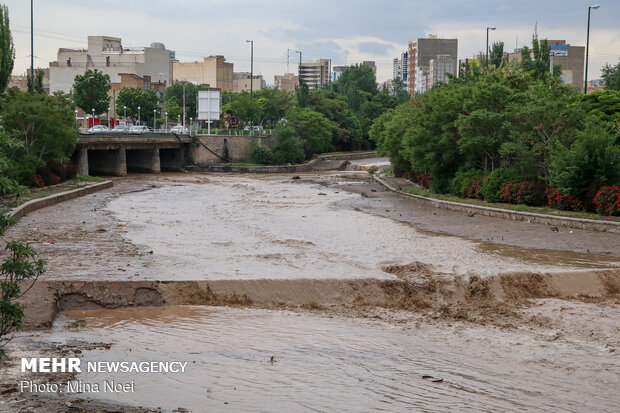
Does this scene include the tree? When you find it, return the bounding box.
[601,62,620,91]
[1,89,76,185]
[296,77,309,108]
[521,39,561,82]
[72,69,110,115]
[163,96,183,123]
[116,87,159,125]
[390,78,410,104]
[27,68,44,94]
[256,88,295,126]
[0,4,14,94]
[333,64,378,97]
[489,41,505,68]
[286,108,333,156]
[165,81,208,120]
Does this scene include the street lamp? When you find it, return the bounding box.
[177,114,181,126]
[123,105,127,124]
[138,106,141,125]
[486,27,496,69]
[153,109,157,130]
[75,109,78,129]
[108,107,111,129]
[91,108,95,127]
[295,50,302,77]
[165,112,168,130]
[246,40,254,99]
[584,5,600,94]
[190,117,193,134]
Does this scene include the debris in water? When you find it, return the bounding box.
[550,226,559,232]
[431,378,443,383]
[269,356,277,363]
[292,176,300,180]
[468,213,475,217]
[422,375,433,379]
[318,192,327,196]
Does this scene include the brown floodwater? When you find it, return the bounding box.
[18,305,616,412]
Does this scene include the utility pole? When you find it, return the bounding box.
[295,50,302,78]
[584,5,600,94]
[30,0,33,84]
[246,40,254,100]
[286,48,289,73]
[486,27,496,69]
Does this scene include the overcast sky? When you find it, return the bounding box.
[6,0,620,85]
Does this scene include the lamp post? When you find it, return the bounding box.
[165,112,168,131]
[153,109,157,130]
[178,114,181,126]
[295,50,302,77]
[138,106,141,125]
[123,105,127,124]
[75,110,78,129]
[30,0,33,89]
[181,82,186,127]
[190,117,193,135]
[108,107,111,129]
[91,108,95,127]
[246,40,254,99]
[486,27,496,69]
[584,5,600,94]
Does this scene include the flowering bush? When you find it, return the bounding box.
[546,187,583,211]
[413,172,432,189]
[33,174,45,188]
[593,186,620,216]
[464,178,483,199]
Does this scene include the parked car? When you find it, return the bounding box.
[111,125,130,133]
[252,125,264,132]
[129,125,150,134]
[87,125,110,134]
[170,125,189,134]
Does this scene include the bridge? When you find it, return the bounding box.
[75,134,193,176]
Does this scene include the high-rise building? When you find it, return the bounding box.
[362,61,377,75]
[393,51,409,92]
[49,36,174,94]
[173,56,233,91]
[408,35,458,94]
[299,58,330,89]
[429,55,456,87]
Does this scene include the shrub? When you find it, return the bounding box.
[449,170,486,197]
[271,125,305,165]
[593,186,620,216]
[367,166,378,175]
[546,187,583,211]
[499,181,547,205]
[481,168,522,202]
[251,144,273,165]
[464,178,484,199]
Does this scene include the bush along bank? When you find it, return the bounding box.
[370,60,620,216]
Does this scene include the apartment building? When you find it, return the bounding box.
[408,35,458,94]
[332,65,349,82]
[232,72,265,92]
[173,56,233,91]
[274,73,299,92]
[299,58,330,89]
[49,36,173,93]
[392,51,409,92]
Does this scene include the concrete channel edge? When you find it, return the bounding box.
[372,175,620,234]
[9,180,114,222]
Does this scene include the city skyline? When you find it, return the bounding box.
[6,0,620,85]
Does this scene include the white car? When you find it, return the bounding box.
[170,125,189,134]
[111,125,130,133]
[129,125,150,134]
[87,125,110,134]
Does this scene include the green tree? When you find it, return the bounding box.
[549,122,620,205]
[27,68,44,94]
[578,89,620,126]
[390,78,410,104]
[271,124,305,165]
[72,69,111,115]
[489,41,505,68]
[229,91,263,125]
[165,81,208,120]
[601,62,620,91]
[521,39,561,82]
[296,77,309,108]
[0,4,14,94]
[163,96,183,123]
[287,107,333,156]
[116,87,159,125]
[1,89,76,185]
[333,64,378,97]
[256,88,295,126]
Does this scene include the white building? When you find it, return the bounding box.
[49,36,174,93]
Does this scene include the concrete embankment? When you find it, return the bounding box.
[20,268,620,330]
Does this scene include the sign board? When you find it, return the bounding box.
[197,90,221,121]
[549,45,568,57]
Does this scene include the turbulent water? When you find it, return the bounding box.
[106,176,605,280]
[40,306,617,412]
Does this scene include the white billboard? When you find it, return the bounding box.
[197,90,221,122]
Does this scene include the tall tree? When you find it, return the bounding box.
[27,68,44,94]
[116,87,159,125]
[72,69,110,115]
[165,81,208,120]
[601,62,620,91]
[0,4,14,94]
[489,41,505,68]
[296,77,309,108]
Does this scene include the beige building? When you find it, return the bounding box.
[173,56,233,91]
[232,72,265,92]
[9,68,50,94]
[108,73,167,119]
[408,35,458,94]
[299,58,330,89]
[274,73,298,92]
[49,36,173,94]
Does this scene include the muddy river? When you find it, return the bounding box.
[2,172,619,412]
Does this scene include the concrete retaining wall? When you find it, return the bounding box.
[10,181,113,222]
[373,175,620,233]
[190,134,275,164]
[318,151,377,160]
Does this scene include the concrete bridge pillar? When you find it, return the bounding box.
[76,147,89,176]
[114,148,127,177]
[151,148,161,174]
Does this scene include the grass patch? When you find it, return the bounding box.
[69,174,106,182]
